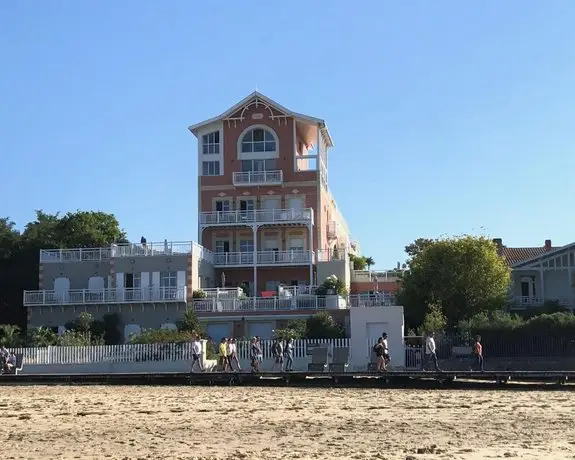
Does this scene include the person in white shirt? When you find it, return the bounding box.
[381,332,390,367]
[227,338,241,372]
[191,336,204,372]
[424,332,441,372]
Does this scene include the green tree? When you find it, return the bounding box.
[349,254,367,270]
[176,310,203,335]
[404,238,435,260]
[29,327,58,347]
[273,319,307,340]
[398,235,511,327]
[0,324,22,347]
[305,312,346,339]
[0,210,128,328]
[420,302,447,334]
[364,257,375,271]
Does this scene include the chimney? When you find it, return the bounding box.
[492,238,503,251]
[545,239,552,251]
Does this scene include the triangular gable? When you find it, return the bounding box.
[512,242,575,269]
[188,91,333,146]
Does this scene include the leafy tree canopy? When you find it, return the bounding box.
[398,235,511,327]
[0,210,128,327]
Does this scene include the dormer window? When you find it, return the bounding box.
[202,131,220,154]
[241,128,276,153]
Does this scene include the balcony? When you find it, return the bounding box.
[192,293,397,313]
[23,287,187,306]
[213,250,314,267]
[39,241,212,263]
[199,208,313,227]
[509,296,574,310]
[233,170,283,186]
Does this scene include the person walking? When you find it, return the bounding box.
[381,332,391,368]
[191,335,204,373]
[227,338,241,372]
[218,338,229,372]
[424,332,441,372]
[271,339,284,372]
[473,335,485,372]
[250,337,261,373]
[373,337,386,372]
[283,338,294,372]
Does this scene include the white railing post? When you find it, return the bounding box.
[82,290,85,304]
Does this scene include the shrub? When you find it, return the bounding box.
[305,312,346,339]
[192,290,207,299]
[419,302,446,335]
[316,275,348,296]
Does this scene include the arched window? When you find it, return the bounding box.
[241,127,276,153]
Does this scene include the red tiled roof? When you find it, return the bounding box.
[498,247,549,266]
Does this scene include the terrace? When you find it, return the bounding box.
[213,250,314,267]
[24,287,187,306]
[39,241,212,263]
[198,208,313,228]
[192,293,397,313]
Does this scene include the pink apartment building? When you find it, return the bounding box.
[189,91,352,295]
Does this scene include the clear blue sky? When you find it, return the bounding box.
[1,1,574,268]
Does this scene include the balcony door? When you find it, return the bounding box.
[239,199,255,221]
[215,241,231,265]
[287,197,304,219]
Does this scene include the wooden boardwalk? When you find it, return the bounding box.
[1,370,575,387]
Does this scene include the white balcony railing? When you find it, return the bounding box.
[510,296,573,309]
[192,293,398,313]
[257,250,313,265]
[348,293,397,307]
[199,208,313,227]
[233,170,283,186]
[351,270,403,283]
[23,287,187,306]
[213,252,255,266]
[212,250,314,267]
[39,241,213,263]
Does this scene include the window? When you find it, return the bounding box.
[288,238,305,251]
[215,200,230,212]
[241,128,276,153]
[215,241,230,253]
[241,159,276,172]
[239,239,254,253]
[202,131,220,154]
[160,271,177,288]
[239,199,254,211]
[202,161,220,176]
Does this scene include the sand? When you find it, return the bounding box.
[0,385,574,460]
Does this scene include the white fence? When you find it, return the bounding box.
[8,339,350,365]
[8,338,420,373]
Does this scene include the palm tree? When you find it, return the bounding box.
[365,257,375,271]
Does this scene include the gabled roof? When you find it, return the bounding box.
[512,242,575,268]
[188,91,334,147]
[501,246,550,266]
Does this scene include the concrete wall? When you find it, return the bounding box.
[316,259,348,290]
[20,357,316,375]
[349,306,404,370]
[43,260,112,290]
[28,303,190,336]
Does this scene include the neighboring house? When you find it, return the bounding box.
[23,92,396,341]
[494,238,575,309]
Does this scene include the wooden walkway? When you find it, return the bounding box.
[1,370,574,387]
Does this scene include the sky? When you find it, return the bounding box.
[1,1,574,268]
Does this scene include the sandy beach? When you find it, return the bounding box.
[0,385,574,460]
